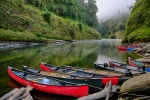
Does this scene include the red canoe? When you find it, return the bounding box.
[8,66,89,98]
[117,46,128,50]
[128,57,142,67]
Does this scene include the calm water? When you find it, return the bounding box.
[0,39,129,100]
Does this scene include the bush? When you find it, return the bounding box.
[43,11,51,23]
[78,23,82,31]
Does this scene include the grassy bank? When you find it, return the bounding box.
[0,0,101,42]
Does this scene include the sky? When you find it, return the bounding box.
[95,0,136,22]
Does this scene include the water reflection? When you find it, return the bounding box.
[0,39,126,99]
[96,39,125,64]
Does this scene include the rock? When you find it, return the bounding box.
[144,53,150,57]
[136,44,150,53]
[120,73,150,95]
[146,49,150,53]
[136,57,150,63]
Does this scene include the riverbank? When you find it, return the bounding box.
[133,42,150,64]
[0,40,76,51]
[120,42,150,95]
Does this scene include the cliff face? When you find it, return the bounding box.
[122,0,150,43]
[0,0,101,42]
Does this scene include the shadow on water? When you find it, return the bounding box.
[0,39,134,99]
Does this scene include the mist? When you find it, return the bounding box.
[96,0,136,23]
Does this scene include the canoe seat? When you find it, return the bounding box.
[51,67,58,71]
[90,69,95,73]
[36,79,43,84]
[86,74,93,77]
[110,66,115,70]
[77,68,84,71]
[29,69,40,73]
[120,64,127,68]
[61,70,66,73]
[14,71,25,76]
[26,75,37,80]
[102,72,108,74]
[70,76,75,79]
[59,82,65,86]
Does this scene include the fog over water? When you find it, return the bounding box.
[96,0,136,22]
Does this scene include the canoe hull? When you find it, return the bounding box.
[128,57,139,67]
[8,67,88,98]
[40,63,54,71]
[117,46,127,50]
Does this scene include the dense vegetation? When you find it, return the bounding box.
[0,0,100,42]
[122,0,150,42]
[96,11,130,39]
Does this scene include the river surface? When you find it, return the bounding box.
[0,39,131,100]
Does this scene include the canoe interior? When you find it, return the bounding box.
[41,63,132,86]
[109,61,144,72]
[94,63,144,75]
[11,68,84,86]
[8,67,89,98]
[63,65,125,77]
[24,66,102,91]
[43,63,125,77]
[43,63,107,78]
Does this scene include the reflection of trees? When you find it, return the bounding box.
[0,42,100,68]
[97,39,124,60]
[0,41,100,97]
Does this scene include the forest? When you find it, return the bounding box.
[96,11,130,39]
[24,0,99,28]
[0,0,149,42]
[0,0,100,42]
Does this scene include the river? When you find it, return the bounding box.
[0,39,131,100]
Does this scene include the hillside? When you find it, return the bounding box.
[0,0,101,42]
[122,0,150,43]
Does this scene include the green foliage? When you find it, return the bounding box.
[0,0,101,42]
[25,0,42,7]
[108,35,116,39]
[39,0,99,28]
[43,11,51,23]
[78,23,82,31]
[123,0,150,42]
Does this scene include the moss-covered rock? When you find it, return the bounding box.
[123,0,150,43]
[120,73,150,95]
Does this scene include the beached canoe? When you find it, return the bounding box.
[117,46,128,50]
[40,62,131,77]
[94,62,144,75]
[128,57,150,72]
[128,57,143,67]
[23,65,102,91]
[8,66,88,98]
[40,62,130,86]
[127,47,136,52]
[108,61,145,73]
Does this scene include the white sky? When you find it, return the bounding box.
[95,0,136,21]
